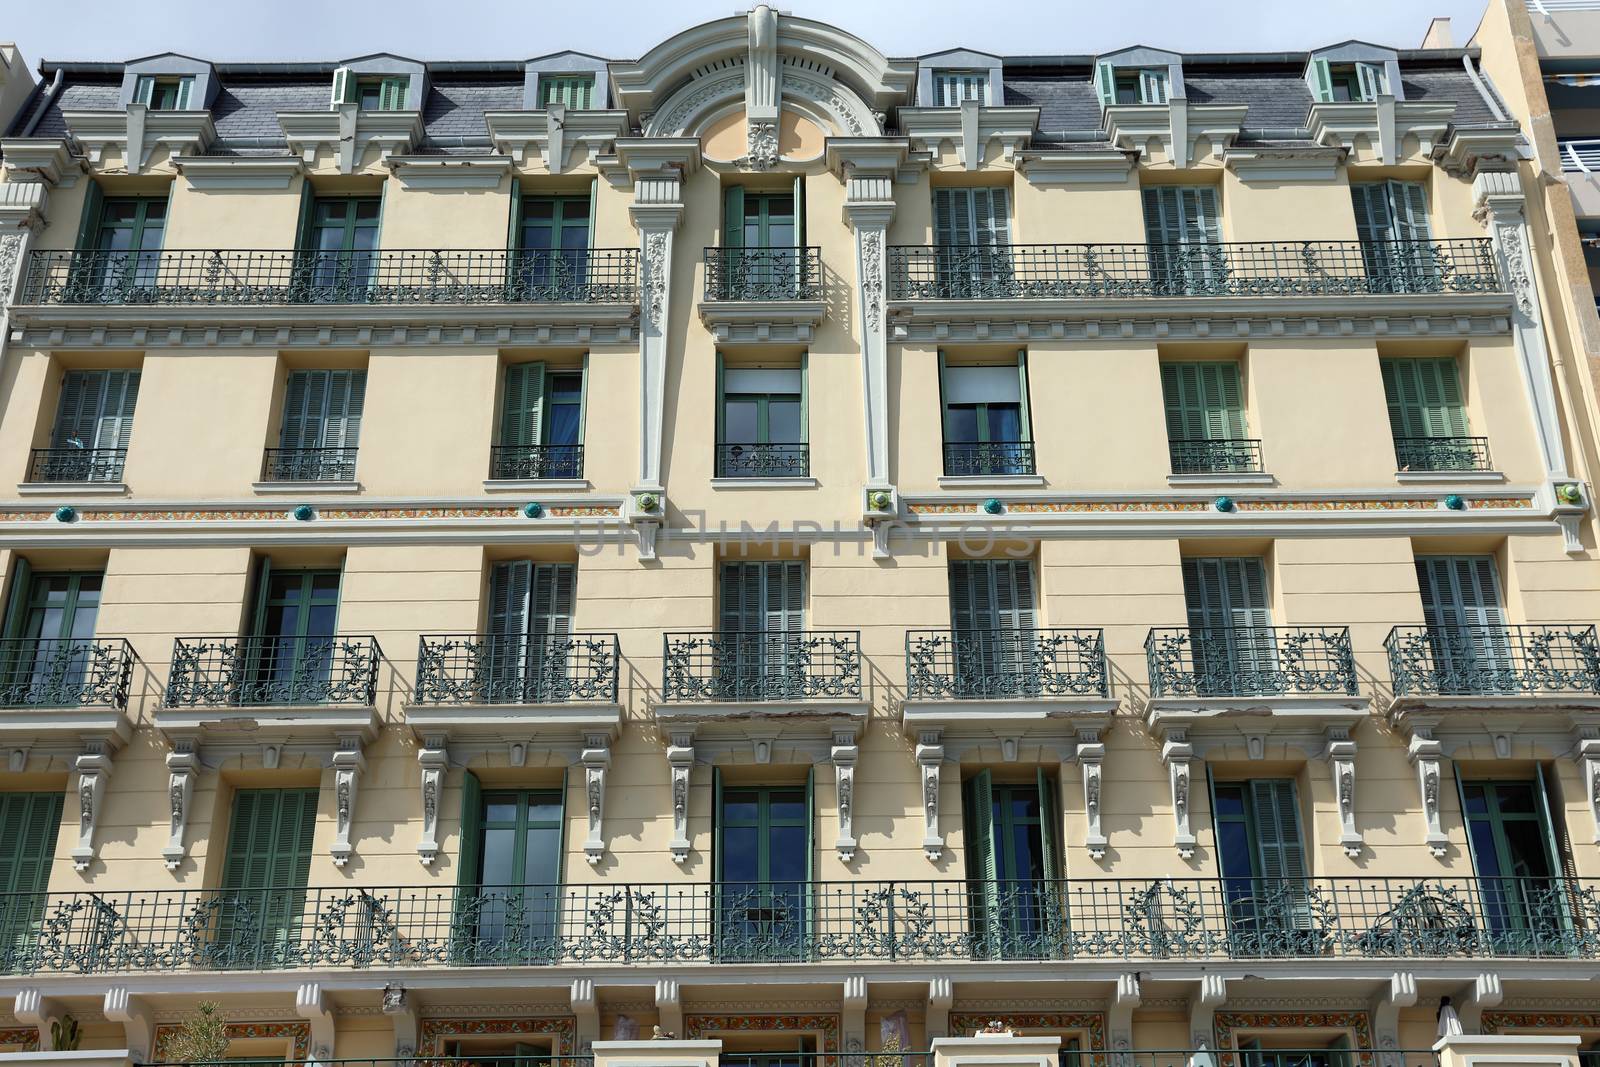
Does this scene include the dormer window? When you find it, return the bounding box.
[1311,59,1388,102]
[331,69,409,111]
[133,75,193,111]
[539,74,595,109]
[932,70,990,107]
[1095,63,1169,106]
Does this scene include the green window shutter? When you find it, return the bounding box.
[321,370,365,451]
[1183,557,1271,631]
[0,792,63,898]
[798,352,809,445]
[1035,767,1062,881]
[712,766,724,881]
[1390,180,1432,243]
[1,558,34,640]
[949,559,1035,632]
[994,559,1036,632]
[500,362,546,447]
[1382,358,1467,440]
[1380,358,1423,440]
[766,561,806,636]
[506,181,523,253]
[933,188,959,247]
[977,187,1010,247]
[1356,62,1386,100]
[720,562,753,634]
[714,352,726,443]
[488,560,533,637]
[175,77,193,110]
[1139,69,1169,105]
[378,77,408,111]
[98,371,140,451]
[1184,186,1221,244]
[948,559,978,633]
[1248,779,1307,884]
[222,788,317,892]
[280,370,324,450]
[330,68,353,107]
[1161,362,1244,442]
[73,180,105,252]
[1350,183,1393,245]
[133,76,155,107]
[803,765,815,886]
[1016,351,1032,442]
[1416,556,1505,633]
[51,370,97,450]
[793,173,806,249]
[1206,362,1246,439]
[456,771,483,885]
[964,769,998,881]
[529,563,575,639]
[1310,58,1334,102]
[1142,187,1180,245]
[1094,61,1116,107]
[723,186,745,249]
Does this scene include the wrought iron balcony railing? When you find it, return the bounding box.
[414,633,620,705]
[26,447,128,483]
[1392,436,1493,472]
[1168,438,1263,475]
[715,443,810,478]
[1146,626,1359,698]
[905,628,1107,700]
[0,638,134,709]
[19,248,639,306]
[887,240,1501,301]
[489,444,584,480]
[1385,624,1600,697]
[942,441,1035,477]
[662,630,861,702]
[165,635,382,708]
[703,246,824,301]
[3,874,1598,973]
[261,446,359,483]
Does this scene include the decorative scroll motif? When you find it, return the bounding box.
[582,734,610,865]
[74,749,112,873]
[419,1017,573,1057]
[330,741,364,868]
[686,1014,838,1052]
[741,122,779,171]
[781,74,870,135]
[1213,1012,1372,1066]
[917,732,944,861]
[164,743,198,871]
[644,231,670,330]
[1162,733,1196,859]
[1409,729,1447,858]
[667,731,694,864]
[1326,729,1360,858]
[649,73,746,138]
[0,232,26,306]
[904,496,1535,516]
[859,229,885,332]
[1495,223,1535,318]
[948,1014,1105,1051]
[1081,734,1107,861]
[832,731,859,861]
[1385,624,1600,697]
[416,741,447,866]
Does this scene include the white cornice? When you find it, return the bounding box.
[1306,97,1456,166]
[0,138,84,186]
[898,103,1040,170]
[62,107,216,174]
[698,298,826,344]
[278,106,423,174]
[1015,148,1137,186]
[1433,123,1524,178]
[173,155,303,190]
[485,109,630,173]
[386,154,511,190]
[1223,146,1346,183]
[1104,100,1248,168]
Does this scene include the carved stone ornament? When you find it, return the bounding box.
[859,228,885,333]
[644,230,670,330]
[741,121,779,171]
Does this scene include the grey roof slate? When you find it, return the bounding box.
[423,78,522,142]
[24,79,121,137]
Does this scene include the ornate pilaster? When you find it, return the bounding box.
[740,5,780,171]
[1472,167,1569,480]
[416,736,448,866]
[582,732,611,865]
[330,737,366,868]
[831,729,859,860]
[73,744,113,872]
[667,728,695,863]
[1325,726,1361,858]
[1161,731,1197,859]
[163,741,199,871]
[1078,728,1107,860]
[917,729,944,861]
[1408,725,1447,858]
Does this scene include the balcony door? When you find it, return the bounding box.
[1142,186,1222,294]
[0,564,103,706]
[716,359,807,478]
[298,196,380,301]
[1460,777,1565,953]
[949,559,1037,697]
[1415,556,1513,692]
[273,369,366,482]
[932,187,1010,296]
[1381,358,1476,471]
[497,361,584,480]
[47,369,140,482]
[245,564,340,705]
[514,192,592,299]
[714,774,811,961]
[0,791,63,965]
[1212,778,1314,956]
[964,769,1063,959]
[717,561,805,700]
[1160,362,1250,474]
[939,354,1032,476]
[456,771,565,964]
[1351,181,1436,293]
[722,184,803,298]
[86,193,168,298]
[1182,557,1276,695]
[217,787,318,967]
[485,561,575,703]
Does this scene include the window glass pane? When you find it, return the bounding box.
[1503,822,1553,878]
[724,399,759,442]
[144,201,168,222]
[1461,783,1488,815]
[1217,820,1253,880]
[722,826,759,880]
[985,403,1022,442]
[484,795,518,823]
[1495,784,1537,814]
[945,406,980,443]
[547,402,581,445]
[481,827,515,883]
[306,602,337,635]
[311,573,342,595]
[767,400,802,444]
[769,792,806,822]
[527,796,563,825]
[722,792,759,824]
[1466,818,1505,877]
[355,200,381,222]
[768,826,806,879]
[525,826,561,878]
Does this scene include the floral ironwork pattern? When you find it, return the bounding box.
[165,635,381,707]
[489,444,584,481]
[1145,626,1358,698]
[662,630,861,702]
[704,247,823,301]
[942,441,1035,477]
[0,637,134,709]
[905,628,1107,700]
[414,633,619,705]
[1392,436,1492,472]
[1167,439,1263,475]
[26,447,129,483]
[1385,624,1600,696]
[715,443,810,478]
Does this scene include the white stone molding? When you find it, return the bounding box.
[1078,729,1107,860]
[743,4,780,170]
[1457,973,1504,1034]
[1473,167,1569,480]
[63,105,216,174]
[1407,725,1448,858]
[1306,99,1455,165]
[1109,973,1141,1052]
[1104,100,1247,168]
[73,745,114,873]
[927,976,953,1041]
[173,156,303,190]
[1372,972,1417,1055]
[163,742,198,872]
[1433,124,1522,178]
[582,732,611,865]
[330,738,366,868]
[104,987,154,1063]
[1325,726,1361,858]
[1579,735,1600,844]
[1188,975,1228,1067]
[381,983,417,1059]
[1223,146,1346,183]
[832,730,859,860]
[667,729,695,863]
[486,110,630,173]
[385,154,510,190]
[416,737,448,866]
[14,987,62,1051]
[1161,732,1197,859]
[655,978,683,1037]
[295,982,335,1064]
[917,730,945,861]
[572,978,600,1049]
[278,106,422,174]
[898,101,1039,169]
[0,139,82,186]
[1015,149,1135,186]
[842,975,868,1052]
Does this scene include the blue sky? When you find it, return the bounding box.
[5,0,1490,66]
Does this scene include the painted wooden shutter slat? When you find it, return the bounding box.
[530,563,575,639]
[1357,62,1385,101]
[321,369,365,451]
[1036,767,1062,881]
[1250,779,1308,884]
[1311,58,1334,102]
[984,188,1011,247]
[1,559,34,642]
[488,560,533,638]
[51,371,98,449]
[966,769,998,881]
[948,560,976,633]
[175,78,193,110]
[933,188,959,248]
[0,792,62,899]
[133,76,155,107]
[1094,61,1116,107]
[1350,184,1392,245]
[330,68,351,108]
[723,186,745,249]
[456,771,483,887]
[1392,181,1432,243]
[500,362,545,447]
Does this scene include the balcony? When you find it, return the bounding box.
[18,248,640,307]
[658,631,864,726]
[25,447,127,485]
[942,441,1035,478]
[3,874,1598,972]
[887,240,1501,301]
[715,443,810,479]
[0,637,134,710]
[488,443,584,481]
[903,627,1113,729]
[260,446,358,484]
[1145,626,1365,731]
[698,247,826,344]
[165,635,381,708]
[1168,438,1263,476]
[1385,624,1600,710]
[414,633,619,705]
[1392,436,1493,473]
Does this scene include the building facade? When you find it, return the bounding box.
[0,6,1595,1067]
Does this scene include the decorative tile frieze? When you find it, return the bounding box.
[419,1016,575,1056]
[948,1013,1105,1049]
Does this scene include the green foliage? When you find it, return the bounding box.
[51,1015,80,1052]
[163,1002,229,1063]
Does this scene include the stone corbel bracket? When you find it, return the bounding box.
[667,729,695,863]
[1552,480,1590,555]
[832,729,860,860]
[416,736,448,866]
[1456,973,1503,1033]
[104,987,154,1063]
[330,736,367,868]
[1160,730,1197,859]
[1325,726,1361,858]
[1407,724,1448,858]
[73,744,114,872]
[1078,728,1107,860]
[381,983,417,1059]
[1188,974,1227,1058]
[1109,973,1141,1052]
[917,730,945,861]
[571,978,600,1049]
[626,490,665,562]
[842,975,868,1051]
[14,987,62,1051]
[1372,972,1417,1054]
[655,978,683,1038]
[582,732,611,865]
[926,976,953,1042]
[164,741,199,871]
[295,982,335,1064]
[63,105,216,174]
[485,109,630,173]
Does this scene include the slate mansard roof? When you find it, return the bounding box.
[4,48,1505,154]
